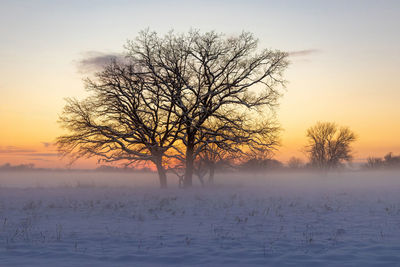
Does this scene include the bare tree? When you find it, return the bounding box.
[125,30,288,187]
[57,60,183,188]
[195,142,229,185]
[383,152,400,167]
[195,112,281,184]
[287,157,304,169]
[364,152,400,169]
[58,29,288,188]
[305,122,357,169]
[193,127,238,185]
[365,157,384,169]
[239,147,283,171]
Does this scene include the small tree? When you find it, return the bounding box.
[305,122,356,169]
[240,156,283,171]
[383,152,400,167]
[364,152,400,169]
[287,157,304,169]
[365,157,384,169]
[197,115,281,183]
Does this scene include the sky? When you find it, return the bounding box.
[0,0,399,168]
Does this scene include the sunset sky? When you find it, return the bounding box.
[1,0,399,168]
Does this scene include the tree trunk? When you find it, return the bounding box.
[208,163,215,184]
[195,161,205,187]
[155,157,167,189]
[184,134,195,188]
[197,173,205,187]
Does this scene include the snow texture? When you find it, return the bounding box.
[1,170,400,266]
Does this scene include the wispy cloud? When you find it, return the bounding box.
[0,146,59,159]
[28,158,51,162]
[289,49,320,57]
[77,49,318,72]
[25,153,60,157]
[0,146,36,154]
[77,51,126,73]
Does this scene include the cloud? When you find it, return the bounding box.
[28,158,51,162]
[0,146,59,158]
[0,146,36,154]
[76,49,318,72]
[25,153,60,157]
[288,49,320,57]
[77,51,126,73]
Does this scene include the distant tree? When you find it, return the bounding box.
[195,143,235,185]
[95,165,138,172]
[305,122,357,169]
[383,152,400,168]
[239,149,283,171]
[240,158,283,171]
[193,140,236,186]
[193,117,280,184]
[287,157,304,169]
[364,157,384,169]
[364,152,400,169]
[0,163,35,171]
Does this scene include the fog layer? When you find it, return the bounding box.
[1,170,399,194]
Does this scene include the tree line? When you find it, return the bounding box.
[364,153,400,169]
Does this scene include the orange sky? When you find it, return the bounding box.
[1,1,399,169]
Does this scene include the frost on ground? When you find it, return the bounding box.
[0,171,400,266]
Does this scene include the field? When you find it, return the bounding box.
[1,171,400,266]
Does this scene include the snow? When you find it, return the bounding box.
[1,170,400,266]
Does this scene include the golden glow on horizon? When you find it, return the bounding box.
[1,118,399,168]
[1,59,400,168]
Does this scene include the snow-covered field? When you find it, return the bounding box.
[1,170,400,266]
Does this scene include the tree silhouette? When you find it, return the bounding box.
[287,157,304,169]
[365,152,400,169]
[305,122,357,169]
[126,30,288,186]
[57,60,183,188]
[193,116,280,184]
[57,29,288,188]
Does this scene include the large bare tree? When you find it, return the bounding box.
[305,122,357,169]
[58,29,288,188]
[126,30,288,187]
[57,60,183,188]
